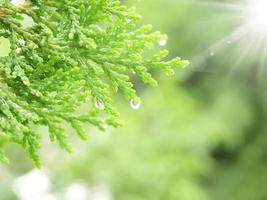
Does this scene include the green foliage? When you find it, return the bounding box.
[0,0,188,166]
[0,0,267,199]
[62,77,252,200]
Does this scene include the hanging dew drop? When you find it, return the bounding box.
[158,39,167,46]
[130,99,141,110]
[95,100,105,110]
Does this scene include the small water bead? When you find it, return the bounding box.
[95,100,105,110]
[227,40,232,44]
[210,52,215,56]
[130,99,141,110]
[158,39,167,46]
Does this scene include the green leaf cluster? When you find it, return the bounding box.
[0,0,188,166]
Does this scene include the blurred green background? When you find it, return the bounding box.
[1,0,267,199]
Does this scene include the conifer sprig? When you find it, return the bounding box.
[0,0,188,166]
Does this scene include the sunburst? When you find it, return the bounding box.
[190,0,267,74]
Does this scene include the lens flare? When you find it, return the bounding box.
[245,0,267,35]
[190,0,267,73]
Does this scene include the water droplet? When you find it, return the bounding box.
[158,39,167,46]
[227,40,232,44]
[95,100,105,110]
[130,99,141,110]
[210,52,215,56]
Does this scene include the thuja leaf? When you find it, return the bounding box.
[0,0,188,166]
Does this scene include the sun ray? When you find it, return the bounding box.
[189,0,267,75]
[190,0,243,11]
[191,24,249,72]
[227,35,259,76]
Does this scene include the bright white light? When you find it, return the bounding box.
[12,169,52,200]
[64,183,112,200]
[88,185,112,200]
[64,183,89,200]
[245,0,267,34]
